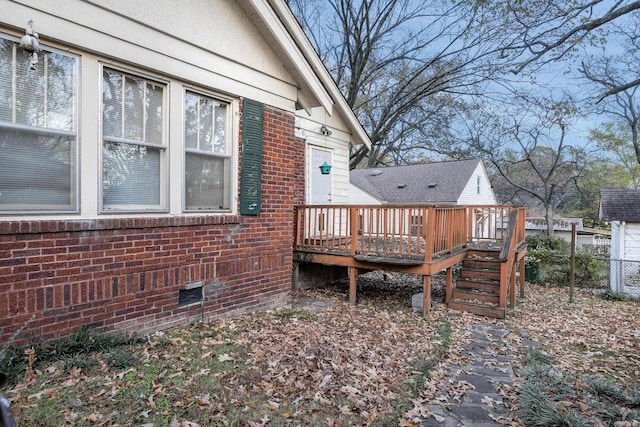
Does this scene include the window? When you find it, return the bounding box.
[0,35,78,212]
[101,68,166,211]
[184,91,231,211]
[477,175,481,194]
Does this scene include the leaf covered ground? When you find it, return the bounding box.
[4,276,640,426]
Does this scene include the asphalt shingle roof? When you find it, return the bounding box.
[350,159,482,204]
[600,188,640,222]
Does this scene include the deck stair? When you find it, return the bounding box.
[449,248,506,319]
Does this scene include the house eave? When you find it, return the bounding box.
[239,0,371,149]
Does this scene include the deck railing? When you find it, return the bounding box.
[294,204,525,262]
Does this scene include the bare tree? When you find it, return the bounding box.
[580,12,640,166]
[468,0,640,98]
[288,0,510,168]
[437,95,589,235]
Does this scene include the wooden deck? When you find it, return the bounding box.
[293,205,527,318]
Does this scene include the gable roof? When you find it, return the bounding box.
[350,159,483,204]
[238,0,371,149]
[600,188,640,222]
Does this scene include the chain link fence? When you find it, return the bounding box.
[609,258,640,297]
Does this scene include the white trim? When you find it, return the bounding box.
[255,0,372,149]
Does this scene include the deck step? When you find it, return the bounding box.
[452,289,500,304]
[455,278,500,293]
[459,268,500,281]
[448,246,505,318]
[448,300,505,319]
[463,258,501,270]
[466,249,501,260]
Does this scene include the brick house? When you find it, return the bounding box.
[0,0,370,345]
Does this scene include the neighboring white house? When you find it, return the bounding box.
[599,188,640,296]
[349,159,497,205]
[524,217,610,247]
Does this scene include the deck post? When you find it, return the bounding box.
[349,266,358,305]
[425,207,435,262]
[445,267,453,303]
[422,275,431,317]
[510,263,516,308]
[499,264,508,310]
[519,258,525,298]
[349,208,358,257]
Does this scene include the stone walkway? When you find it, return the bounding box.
[419,320,542,427]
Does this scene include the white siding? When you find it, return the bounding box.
[457,162,497,205]
[1,0,298,111]
[623,222,640,261]
[296,108,353,205]
[348,185,382,205]
[609,222,640,295]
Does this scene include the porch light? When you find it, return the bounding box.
[20,20,40,70]
[319,161,332,175]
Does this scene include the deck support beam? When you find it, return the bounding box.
[422,275,431,317]
[349,266,358,305]
[445,267,453,303]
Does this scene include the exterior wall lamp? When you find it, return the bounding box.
[319,125,332,174]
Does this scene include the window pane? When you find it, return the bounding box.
[47,52,76,131]
[15,51,45,127]
[102,141,161,207]
[184,91,231,211]
[102,69,165,211]
[199,97,213,151]
[0,39,12,122]
[184,93,198,149]
[185,152,229,210]
[102,69,122,138]
[0,128,75,209]
[124,76,144,141]
[214,103,227,154]
[0,37,77,213]
[145,82,163,144]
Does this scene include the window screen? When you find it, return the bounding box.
[184,91,231,211]
[101,68,166,211]
[0,36,77,212]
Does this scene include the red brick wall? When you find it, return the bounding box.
[0,103,305,346]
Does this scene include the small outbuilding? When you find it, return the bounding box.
[599,188,640,296]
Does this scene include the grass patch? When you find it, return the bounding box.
[274,307,316,320]
[0,326,145,386]
[518,350,640,426]
[598,290,640,302]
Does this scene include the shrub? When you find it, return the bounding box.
[525,236,607,288]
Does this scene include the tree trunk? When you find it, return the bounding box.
[545,207,555,237]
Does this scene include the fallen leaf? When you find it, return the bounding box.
[218,353,234,362]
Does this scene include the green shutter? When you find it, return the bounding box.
[240,99,264,215]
